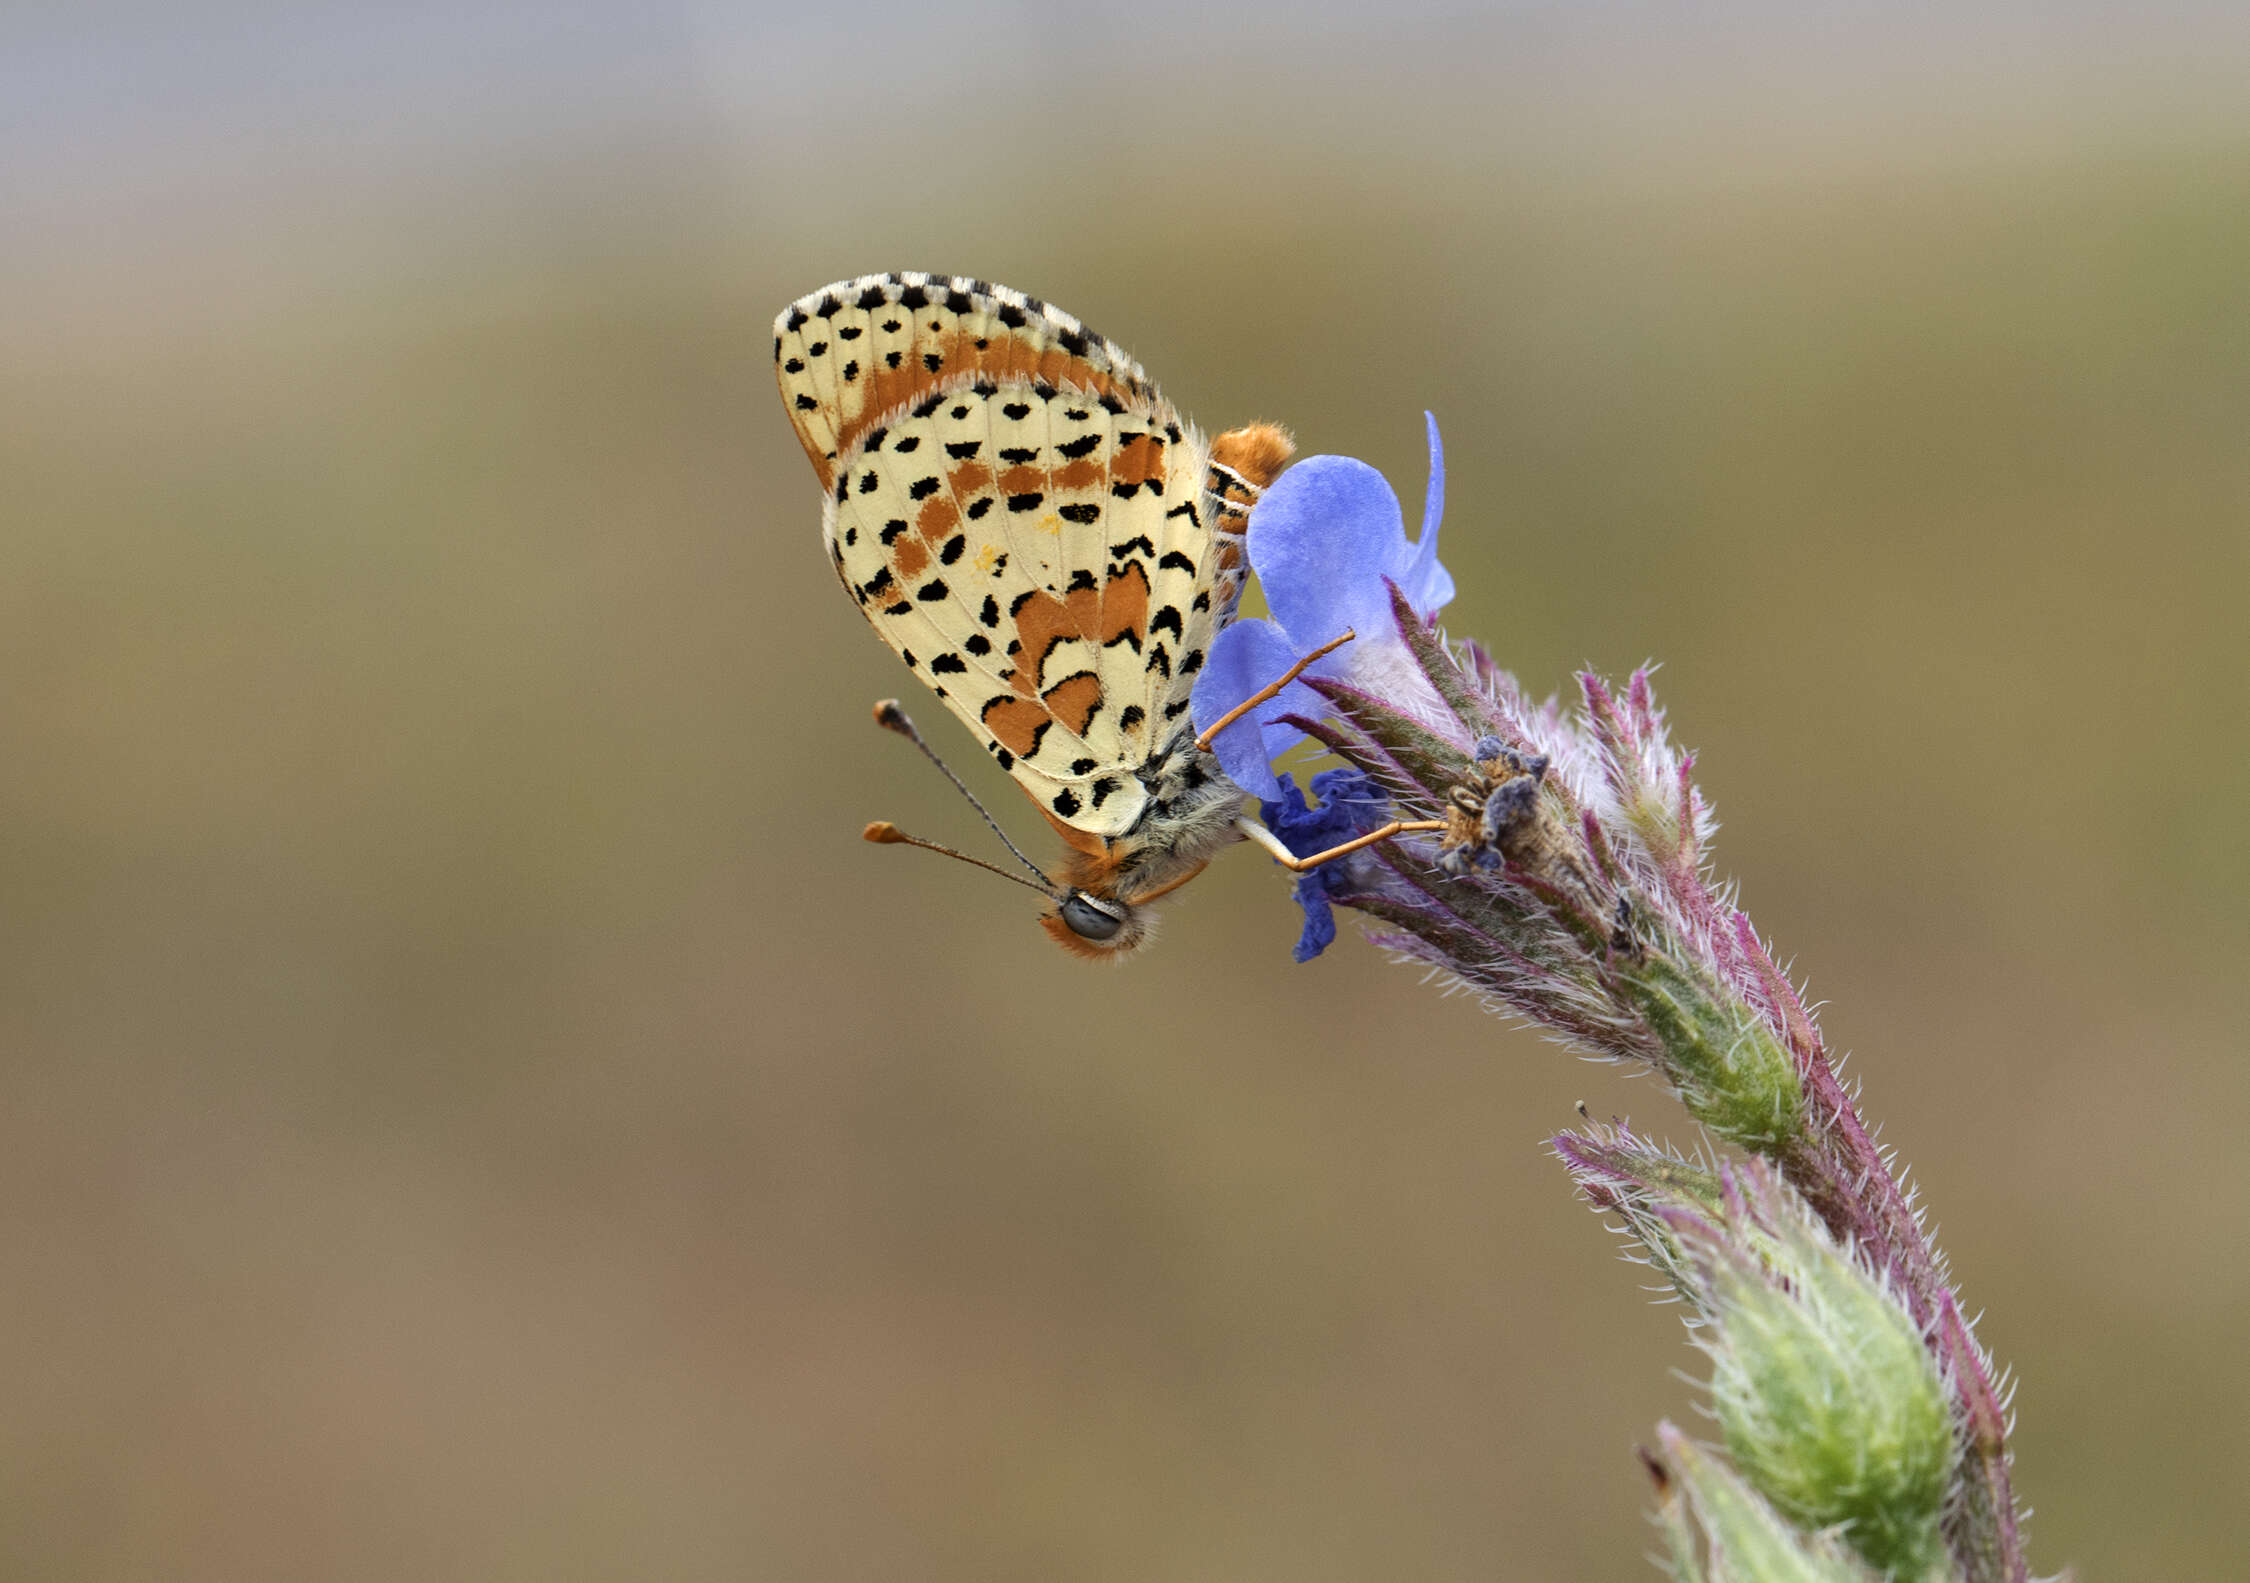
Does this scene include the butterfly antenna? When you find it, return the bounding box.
[862,821,1056,898]
[870,699,1056,887]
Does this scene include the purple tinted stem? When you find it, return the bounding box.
[1731,913,2025,1583]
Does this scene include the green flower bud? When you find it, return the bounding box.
[1622,955,1803,1151]
[1688,1176,1959,1580]
[1652,1423,1878,1583]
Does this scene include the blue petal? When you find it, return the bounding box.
[1400,412,1454,615]
[1289,877,1337,962]
[1193,619,1318,799]
[1259,771,1391,964]
[1247,456,1412,655]
[1307,765,1391,833]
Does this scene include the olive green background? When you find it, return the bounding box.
[5,7,2246,1577]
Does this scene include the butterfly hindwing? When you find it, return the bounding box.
[782,274,1221,839]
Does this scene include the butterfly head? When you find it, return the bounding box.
[865,701,1176,961]
[862,818,1158,960]
[1040,888,1150,959]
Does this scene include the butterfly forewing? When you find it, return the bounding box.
[777,273,1154,495]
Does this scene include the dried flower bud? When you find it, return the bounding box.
[1437,737,1563,879]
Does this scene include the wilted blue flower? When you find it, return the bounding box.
[1259,767,1390,962]
[1192,413,1455,798]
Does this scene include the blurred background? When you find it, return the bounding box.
[5,3,2247,1577]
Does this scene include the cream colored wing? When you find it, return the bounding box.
[779,274,1233,838]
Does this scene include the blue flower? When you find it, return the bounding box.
[1193,413,1455,798]
[1261,767,1390,962]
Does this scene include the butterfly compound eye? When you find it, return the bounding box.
[1059,892,1126,942]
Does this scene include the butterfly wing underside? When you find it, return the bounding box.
[777,273,1237,839]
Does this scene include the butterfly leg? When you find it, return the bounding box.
[1194,630,1357,751]
[1234,815,1447,873]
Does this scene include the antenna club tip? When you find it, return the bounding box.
[863,820,907,844]
[872,699,911,733]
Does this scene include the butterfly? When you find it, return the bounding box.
[775,272,1316,958]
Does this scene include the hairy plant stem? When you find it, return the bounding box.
[1281,595,2032,1582]
[1746,923,2024,1583]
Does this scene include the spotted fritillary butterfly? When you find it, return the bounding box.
[776,273,1296,956]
